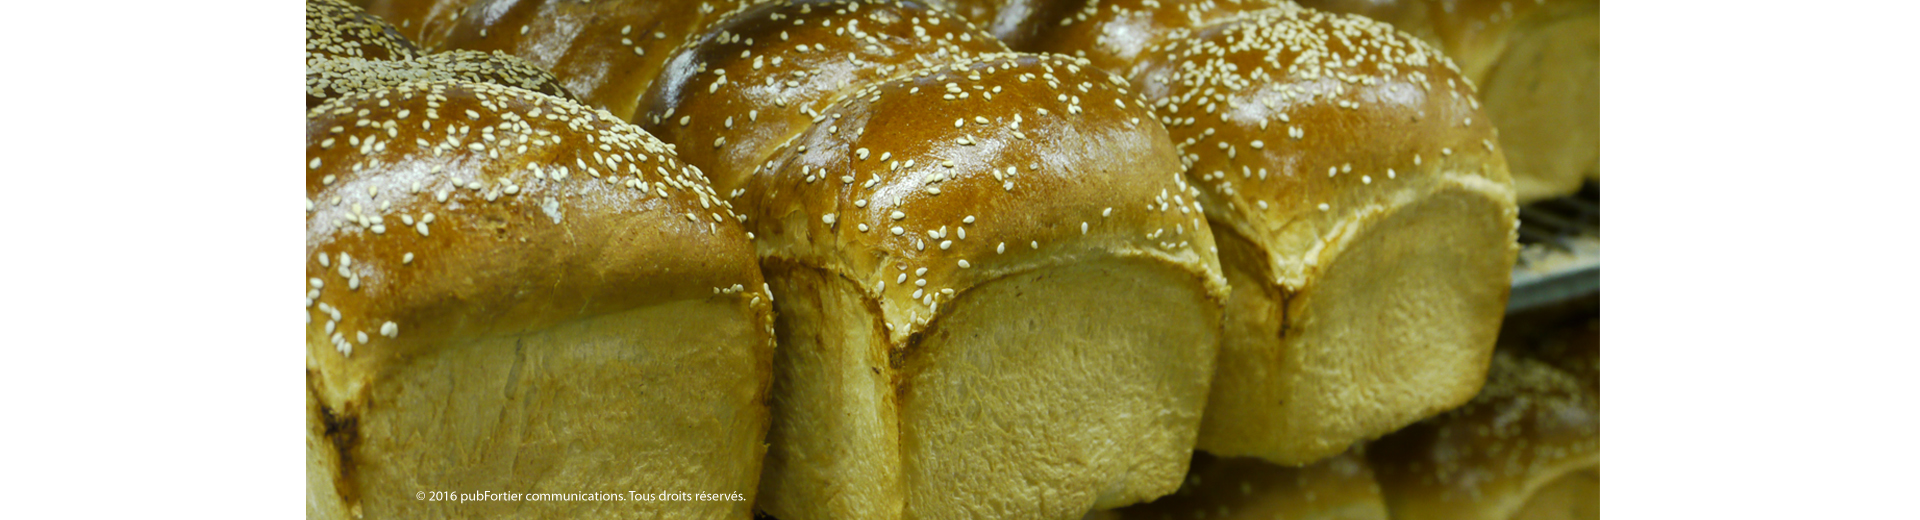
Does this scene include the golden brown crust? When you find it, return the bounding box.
[1366,347,1599,520]
[308,0,421,63]
[1296,0,1601,202]
[438,0,756,121]
[640,0,1010,198]
[747,51,1227,346]
[304,80,771,405]
[360,0,485,51]
[1025,0,1295,74]
[922,0,1088,50]
[306,49,576,108]
[1295,0,1595,82]
[1129,8,1514,289]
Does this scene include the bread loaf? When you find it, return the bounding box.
[1088,449,1390,520]
[1297,0,1600,202]
[642,2,1233,518]
[1366,321,1599,520]
[307,1,574,108]
[434,0,755,121]
[305,81,775,519]
[307,49,574,107]
[357,0,485,51]
[308,0,421,63]
[1012,2,1519,466]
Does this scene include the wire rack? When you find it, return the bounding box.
[1508,182,1600,312]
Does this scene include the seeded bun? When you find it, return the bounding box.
[437,0,754,121]
[920,0,1087,50]
[307,0,421,63]
[305,81,774,519]
[1090,449,1389,520]
[640,0,1009,198]
[751,50,1222,343]
[1019,0,1295,74]
[1298,0,1600,202]
[307,49,575,107]
[641,2,1232,518]
[1041,5,1518,466]
[1366,337,1599,520]
[359,0,485,50]
[754,50,1228,520]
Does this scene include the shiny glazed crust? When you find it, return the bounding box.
[437,0,757,121]
[305,81,776,518]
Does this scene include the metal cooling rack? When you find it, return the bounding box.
[1508,182,1600,312]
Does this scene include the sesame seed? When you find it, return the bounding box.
[996,242,1005,254]
[1081,222,1089,234]
[822,214,837,225]
[891,211,906,220]
[356,331,369,344]
[939,240,952,250]
[402,253,414,264]
[958,260,971,268]
[1318,203,1331,211]
[890,226,904,235]
[380,321,398,337]
[1102,207,1113,217]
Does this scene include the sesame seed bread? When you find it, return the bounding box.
[1028,4,1522,466]
[1298,0,1600,203]
[949,0,1294,73]
[308,0,422,63]
[358,0,486,51]
[305,81,775,519]
[643,2,1232,518]
[918,0,1096,50]
[1365,324,1599,520]
[639,0,1010,198]
[307,49,576,108]
[435,0,757,122]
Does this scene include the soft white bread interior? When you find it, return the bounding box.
[305,81,775,519]
[1366,319,1599,520]
[1088,449,1389,520]
[1102,6,1519,465]
[1298,0,1600,202]
[643,2,1232,516]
